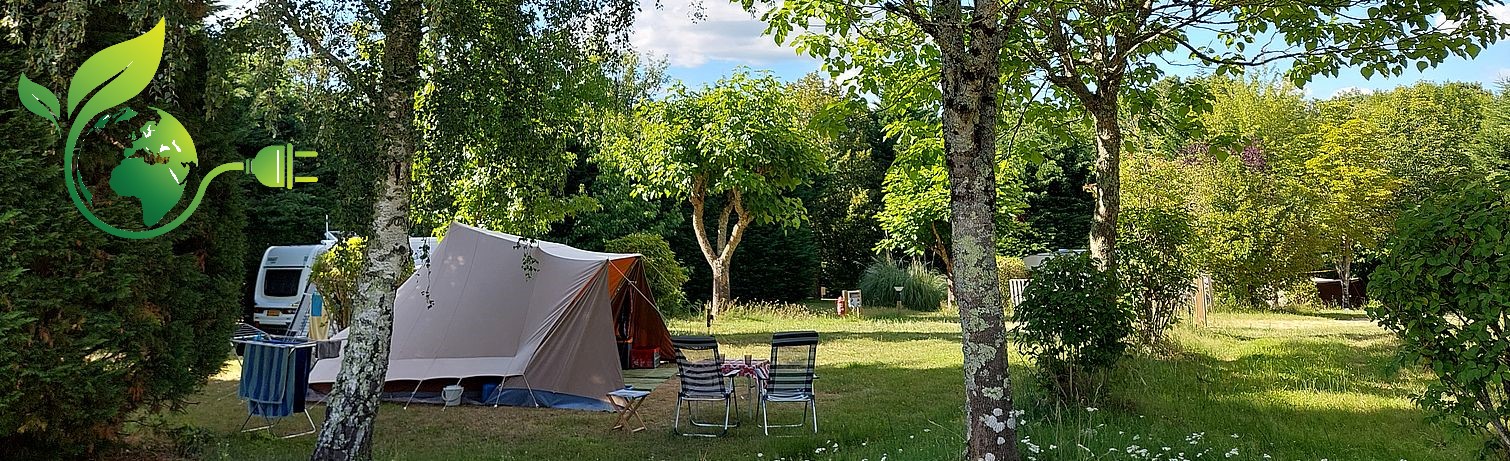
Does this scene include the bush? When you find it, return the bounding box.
[997,255,1031,280]
[1012,253,1130,400]
[0,37,246,456]
[1119,206,1196,348]
[858,258,948,311]
[605,233,691,315]
[310,237,368,331]
[1368,178,1510,455]
[996,256,1030,307]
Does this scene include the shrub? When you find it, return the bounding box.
[1119,206,1196,348]
[605,233,691,315]
[858,258,948,311]
[1368,178,1510,455]
[0,39,246,457]
[997,255,1031,280]
[1012,253,1130,400]
[997,256,1031,309]
[729,223,820,302]
[310,237,367,331]
[310,237,419,330]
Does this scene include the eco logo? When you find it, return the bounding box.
[16,18,317,239]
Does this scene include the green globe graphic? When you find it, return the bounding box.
[106,109,198,226]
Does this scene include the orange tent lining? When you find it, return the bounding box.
[563,257,677,362]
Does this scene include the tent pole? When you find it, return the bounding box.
[523,374,541,408]
[403,379,423,409]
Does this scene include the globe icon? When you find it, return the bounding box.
[107,109,198,226]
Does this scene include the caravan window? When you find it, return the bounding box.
[263,269,303,297]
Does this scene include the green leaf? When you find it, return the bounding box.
[66,18,165,124]
[17,73,60,126]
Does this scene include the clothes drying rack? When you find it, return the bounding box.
[232,333,319,438]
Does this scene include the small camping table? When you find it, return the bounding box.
[721,359,770,419]
[608,388,651,432]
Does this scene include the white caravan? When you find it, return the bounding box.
[252,235,437,331]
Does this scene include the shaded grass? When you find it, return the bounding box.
[162,307,1477,460]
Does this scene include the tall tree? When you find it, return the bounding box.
[261,0,420,458]
[411,0,636,236]
[1342,82,1495,202]
[788,74,894,292]
[1184,76,1326,306]
[1304,105,1398,308]
[1481,80,1510,174]
[599,70,825,317]
[758,1,1030,459]
[1016,1,1508,270]
[1,6,246,456]
[267,0,637,457]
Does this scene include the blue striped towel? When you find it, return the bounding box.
[239,339,309,418]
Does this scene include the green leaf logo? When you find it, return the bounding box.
[16,74,60,127]
[67,18,165,128]
[16,18,310,240]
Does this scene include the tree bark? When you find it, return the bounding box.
[690,183,752,319]
[1334,240,1353,309]
[711,261,731,314]
[309,0,421,459]
[932,223,957,307]
[1087,99,1122,271]
[930,0,1019,458]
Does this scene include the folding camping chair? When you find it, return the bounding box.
[761,331,819,435]
[672,335,737,436]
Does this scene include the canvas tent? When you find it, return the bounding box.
[308,223,675,410]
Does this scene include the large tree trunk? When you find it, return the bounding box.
[309,0,422,459]
[690,185,752,319]
[711,262,731,313]
[1088,99,1122,271]
[934,2,1018,457]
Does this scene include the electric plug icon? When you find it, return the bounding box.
[245,143,318,189]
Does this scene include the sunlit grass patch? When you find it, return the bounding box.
[163,304,1476,460]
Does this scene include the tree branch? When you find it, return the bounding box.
[267,0,380,101]
[883,0,938,37]
[688,176,719,267]
[719,188,754,264]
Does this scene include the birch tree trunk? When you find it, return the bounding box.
[931,0,1019,458]
[1088,99,1122,271]
[309,0,421,458]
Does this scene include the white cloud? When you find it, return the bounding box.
[1435,5,1510,31]
[630,0,805,68]
[1493,5,1510,22]
[1497,68,1510,81]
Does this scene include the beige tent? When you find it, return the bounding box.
[308,223,675,410]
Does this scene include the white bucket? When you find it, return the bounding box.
[442,384,464,407]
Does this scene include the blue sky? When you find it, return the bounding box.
[634,0,1510,99]
[214,0,1508,98]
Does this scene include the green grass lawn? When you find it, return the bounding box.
[166,304,1479,460]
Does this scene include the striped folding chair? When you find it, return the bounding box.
[672,335,736,436]
[761,331,819,435]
